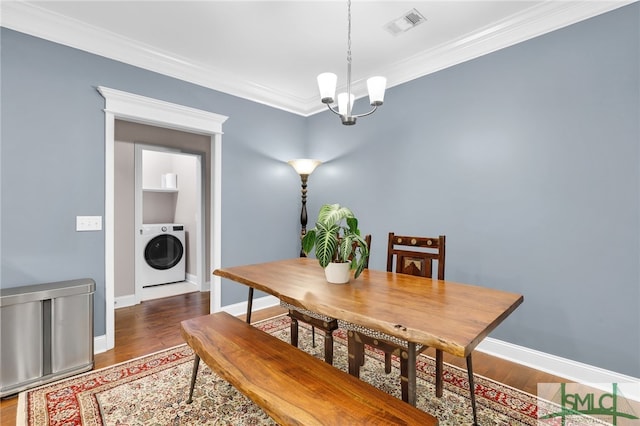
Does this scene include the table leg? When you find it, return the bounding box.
[186,354,201,404]
[407,342,417,406]
[347,331,362,378]
[466,354,478,426]
[435,349,444,397]
[246,287,254,324]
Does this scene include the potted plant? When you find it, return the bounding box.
[302,203,370,284]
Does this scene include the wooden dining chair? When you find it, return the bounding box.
[287,234,371,364]
[350,232,446,402]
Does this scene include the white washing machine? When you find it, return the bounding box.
[138,223,186,287]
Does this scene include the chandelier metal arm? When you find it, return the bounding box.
[326,103,343,116]
[351,104,378,119]
[325,103,378,118]
[325,102,378,118]
[324,103,378,126]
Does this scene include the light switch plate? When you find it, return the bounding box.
[76,216,102,231]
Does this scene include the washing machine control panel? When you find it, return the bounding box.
[141,224,185,235]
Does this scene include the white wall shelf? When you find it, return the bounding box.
[143,188,178,193]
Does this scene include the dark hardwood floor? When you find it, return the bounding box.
[0,291,567,425]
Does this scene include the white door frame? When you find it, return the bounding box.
[134,145,205,303]
[98,86,227,351]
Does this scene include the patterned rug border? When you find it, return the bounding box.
[15,314,284,425]
[16,314,600,425]
[16,344,191,425]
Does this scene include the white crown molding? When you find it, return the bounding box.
[0,1,310,115]
[380,0,636,92]
[1,1,635,117]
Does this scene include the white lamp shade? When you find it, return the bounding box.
[288,159,322,176]
[367,76,387,105]
[317,73,337,102]
[337,92,355,115]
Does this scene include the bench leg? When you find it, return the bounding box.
[186,354,201,404]
[467,354,478,426]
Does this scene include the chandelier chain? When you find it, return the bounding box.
[346,0,352,115]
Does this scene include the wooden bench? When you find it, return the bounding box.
[180,312,439,426]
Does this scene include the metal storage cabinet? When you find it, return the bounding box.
[0,278,95,397]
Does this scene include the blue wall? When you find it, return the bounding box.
[0,29,307,335]
[306,3,639,377]
[1,3,638,377]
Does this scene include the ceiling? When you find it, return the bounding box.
[1,1,634,116]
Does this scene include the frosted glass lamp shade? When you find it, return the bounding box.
[337,92,355,115]
[367,76,387,106]
[288,159,322,176]
[317,73,337,104]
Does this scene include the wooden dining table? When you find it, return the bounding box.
[214,257,524,425]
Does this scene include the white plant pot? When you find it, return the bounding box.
[324,262,351,284]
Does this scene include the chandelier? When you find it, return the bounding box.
[317,0,387,125]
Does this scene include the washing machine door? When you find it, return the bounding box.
[144,235,184,270]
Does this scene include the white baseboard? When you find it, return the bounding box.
[218,294,280,317]
[200,278,210,292]
[114,294,137,309]
[94,334,107,354]
[184,274,210,292]
[114,281,202,309]
[96,293,640,401]
[477,337,640,401]
[184,275,210,291]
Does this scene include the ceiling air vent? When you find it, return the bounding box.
[384,9,426,36]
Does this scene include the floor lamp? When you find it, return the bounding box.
[288,159,322,257]
[288,158,322,346]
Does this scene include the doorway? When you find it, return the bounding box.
[135,145,203,302]
[99,86,228,352]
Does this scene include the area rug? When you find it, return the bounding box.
[17,315,603,425]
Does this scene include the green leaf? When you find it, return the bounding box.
[318,204,354,226]
[314,221,340,267]
[301,229,316,255]
[336,233,352,263]
[346,217,359,234]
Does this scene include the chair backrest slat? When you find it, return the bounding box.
[386,233,446,280]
